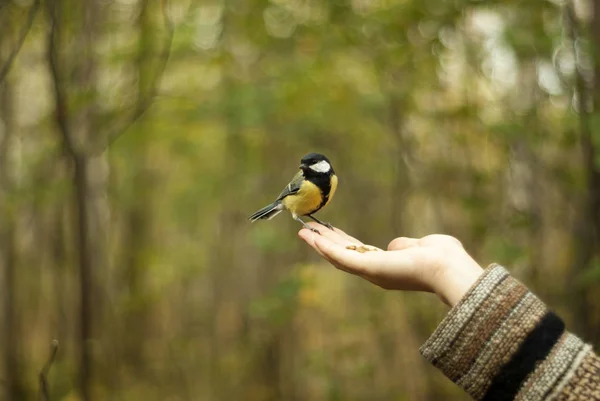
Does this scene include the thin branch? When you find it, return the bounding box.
[45,0,77,158]
[103,0,175,151]
[38,340,59,401]
[0,0,40,84]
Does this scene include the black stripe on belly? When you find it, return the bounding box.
[300,172,331,214]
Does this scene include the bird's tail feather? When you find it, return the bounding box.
[248,202,283,222]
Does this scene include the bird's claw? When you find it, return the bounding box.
[310,227,321,234]
[307,215,335,231]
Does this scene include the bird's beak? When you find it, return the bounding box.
[299,163,307,169]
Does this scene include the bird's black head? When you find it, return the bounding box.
[299,153,334,175]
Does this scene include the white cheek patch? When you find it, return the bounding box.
[309,160,331,173]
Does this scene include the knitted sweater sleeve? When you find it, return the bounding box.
[420,264,600,401]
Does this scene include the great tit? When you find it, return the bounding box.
[249,152,338,234]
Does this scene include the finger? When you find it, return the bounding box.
[343,245,424,286]
[300,229,375,277]
[298,229,326,257]
[312,235,378,276]
[305,221,366,246]
[304,222,328,234]
[332,226,365,246]
[387,236,419,251]
[307,223,358,246]
[307,221,338,240]
[420,234,463,248]
[313,235,433,292]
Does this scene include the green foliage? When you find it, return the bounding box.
[249,271,304,328]
[2,0,600,399]
[577,257,600,286]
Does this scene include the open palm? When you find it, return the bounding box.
[298,223,484,306]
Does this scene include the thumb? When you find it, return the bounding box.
[387,236,419,251]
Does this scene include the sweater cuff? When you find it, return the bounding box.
[420,264,590,400]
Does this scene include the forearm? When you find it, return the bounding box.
[421,264,600,400]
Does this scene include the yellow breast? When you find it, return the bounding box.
[282,180,323,217]
[281,175,338,217]
[324,174,338,207]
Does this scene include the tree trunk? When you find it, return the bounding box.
[71,154,93,401]
[590,2,600,257]
[387,92,410,236]
[585,0,600,342]
[47,0,100,397]
[0,75,27,401]
[119,0,154,371]
[566,0,600,343]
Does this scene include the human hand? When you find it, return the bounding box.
[298,223,484,307]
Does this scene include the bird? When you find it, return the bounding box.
[248,152,338,234]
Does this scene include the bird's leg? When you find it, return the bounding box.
[308,215,334,230]
[294,215,320,234]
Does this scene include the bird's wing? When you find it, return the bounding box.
[276,171,304,201]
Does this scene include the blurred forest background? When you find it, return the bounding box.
[1,0,600,399]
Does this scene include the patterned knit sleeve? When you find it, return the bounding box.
[420,264,600,401]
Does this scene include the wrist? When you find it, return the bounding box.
[434,254,484,307]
